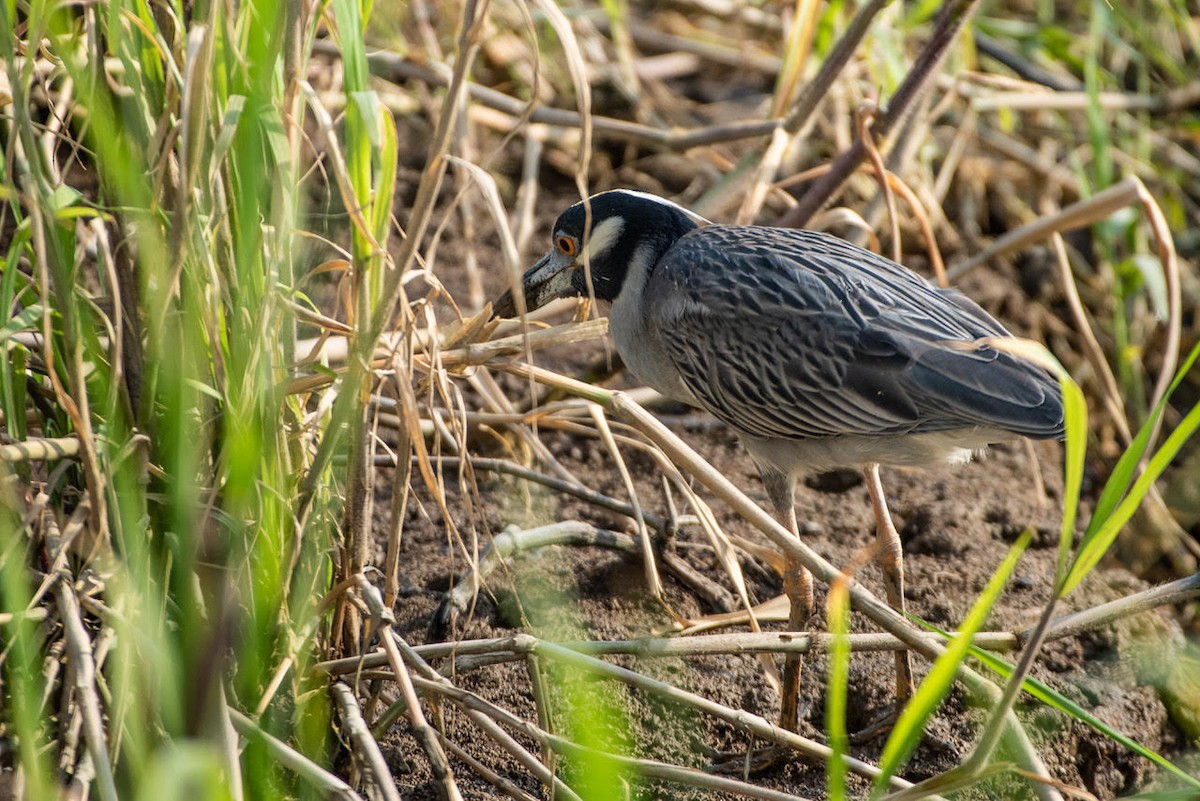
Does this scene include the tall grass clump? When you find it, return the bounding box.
[0,1,420,796]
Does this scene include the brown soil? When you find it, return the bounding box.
[358,173,1193,799]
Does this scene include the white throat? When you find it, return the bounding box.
[608,243,699,405]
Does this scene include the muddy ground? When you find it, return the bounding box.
[345,164,1196,799]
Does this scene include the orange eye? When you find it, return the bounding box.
[555,235,577,257]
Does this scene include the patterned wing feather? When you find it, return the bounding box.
[648,226,1063,442]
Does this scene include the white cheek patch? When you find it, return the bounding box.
[582,215,625,263]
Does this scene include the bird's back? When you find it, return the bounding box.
[645,225,1064,454]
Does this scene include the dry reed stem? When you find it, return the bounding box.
[313,41,780,149]
[440,736,541,801]
[969,83,1200,113]
[27,205,108,548]
[525,652,554,768]
[1011,770,1104,801]
[54,579,117,801]
[780,0,983,228]
[774,160,948,284]
[593,19,783,74]
[502,362,1061,798]
[0,608,49,626]
[859,104,902,264]
[215,685,245,801]
[882,763,1012,801]
[587,405,664,601]
[551,740,821,801]
[393,455,681,532]
[467,368,579,482]
[386,629,584,801]
[1019,570,1200,646]
[512,128,544,255]
[1049,232,1131,443]
[354,575,463,801]
[228,709,362,800]
[410,664,877,799]
[0,436,82,463]
[431,521,737,631]
[729,0,890,223]
[331,682,403,801]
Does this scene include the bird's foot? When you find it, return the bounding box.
[848,703,959,757]
[703,698,812,774]
[848,702,902,744]
[703,744,787,775]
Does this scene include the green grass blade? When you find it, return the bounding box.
[872,530,1032,794]
[0,303,42,344]
[371,108,399,241]
[1061,394,1200,595]
[964,644,1200,789]
[0,504,54,801]
[330,0,369,93]
[826,579,852,801]
[1061,343,1200,596]
[1055,376,1088,586]
[1081,341,1200,541]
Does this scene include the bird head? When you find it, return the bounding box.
[492,190,707,318]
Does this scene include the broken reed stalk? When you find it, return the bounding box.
[320,629,1016,675]
[780,0,983,228]
[55,579,118,801]
[331,682,403,801]
[352,575,464,801]
[0,436,82,463]
[498,361,1061,800]
[228,709,361,801]
[405,634,929,796]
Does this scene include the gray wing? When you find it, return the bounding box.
[648,225,1064,441]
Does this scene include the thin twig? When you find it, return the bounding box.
[315,628,1018,677]
[780,0,983,228]
[228,708,362,801]
[383,455,682,534]
[441,737,541,801]
[354,577,464,801]
[1027,571,1200,646]
[331,682,403,801]
[312,40,780,150]
[55,578,118,801]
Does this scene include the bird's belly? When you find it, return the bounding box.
[741,427,1010,476]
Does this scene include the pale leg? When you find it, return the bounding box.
[762,468,813,732]
[863,463,916,702]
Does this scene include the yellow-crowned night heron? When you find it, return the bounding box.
[493,189,1064,734]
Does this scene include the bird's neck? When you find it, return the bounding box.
[608,243,700,405]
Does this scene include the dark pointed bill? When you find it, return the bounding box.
[491,250,572,319]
